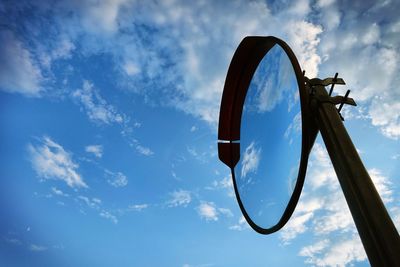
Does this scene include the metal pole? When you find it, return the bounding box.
[310,85,400,267]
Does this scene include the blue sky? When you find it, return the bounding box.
[1,0,399,266]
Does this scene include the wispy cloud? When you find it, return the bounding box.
[186,146,210,163]
[28,136,87,188]
[281,211,314,244]
[51,187,69,197]
[39,35,75,69]
[281,143,395,265]
[29,244,48,252]
[85,145,103,158]
[105,169,128,188]
[196,202,233,222]
[135,144,154,156]
[197,202,218,221]
[128,204,149,212]
[5,237,22,245]
[314,0,400,139]
[99,210,118,224]
[206,175,234,197]
[75,195,118,224]
[218,208,233,218]
[241,142,261,178]
[369,168,394,204]
[284,112,302,144]
[229,216,250,231]
[0,30,43,96]
[299,236,367,267]
[167,190,191,207]
[123,61,141,76]
[125,137,154,157]
[72,80,124,125]
[77,195,101,210]
[73,80,151,158]
[3,0,399,140]
[3,0,324,126]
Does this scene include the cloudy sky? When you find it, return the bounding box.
[1,0,399,266]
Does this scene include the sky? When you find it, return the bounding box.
[0,0,399,266]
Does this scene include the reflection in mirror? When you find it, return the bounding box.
[234,44,302,230]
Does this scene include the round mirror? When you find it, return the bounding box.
[218,36,309,234]
[233,43,302,231]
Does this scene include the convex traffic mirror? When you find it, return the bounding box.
[218,36,311,234]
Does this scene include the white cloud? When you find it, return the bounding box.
[299,239,329,260]
[85,145,103,158]
[28,136,87,188]
[77,195,101,209]
[5,238,22,245]
[104,0,321,125]
[29,244,48,252]
[80,0,129,34]
[72,80,124,125]
[6,0,400,141]
[126,138,154,156]
[316,0,335,8]
[284,112,302,144]
[229,216,250,231]
[287,0,311,17]
[3,0,326,127]
[167,190,191,207]
[218,208,233,218]
[51,187,69,197]
[306,144,337,190]
[362,23,380,45]
[282,141,396,265]
[241,142,261,178]
[128,204,148,212]
[99,210,118,224]
[135,145,154,156]
[315,1,400,140]
[299,236,367,267]
[123,61,140,76]
[197,202,218,221]
[92,198,102,204]
[391,207,400,232]
[208,175,234,197]
[39,36,76,68]
[186,144,217,163]
[284,20,323,78]
[105,170,128,188]
[369,168,394,203]
[0,30,43,96]
[369,100,400,139]
[73,81,150,158]
[53,37,75,59]
[196,201,232,221]
[312,192,354,235]
[281,212,314,244]
[392,154,400,160]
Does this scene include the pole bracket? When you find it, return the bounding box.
[306,74,357,121]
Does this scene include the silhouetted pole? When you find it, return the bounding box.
[309,82,400,267]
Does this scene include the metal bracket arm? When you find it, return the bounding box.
[312,94,357,107]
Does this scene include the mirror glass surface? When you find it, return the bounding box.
[234,44,302,229]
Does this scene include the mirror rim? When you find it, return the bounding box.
[218,36,311,234]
